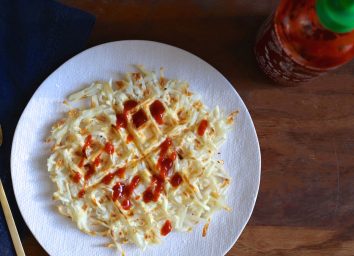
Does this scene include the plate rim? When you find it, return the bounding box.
[11,40,261,256]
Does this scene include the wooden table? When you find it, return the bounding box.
[22,1,354,255]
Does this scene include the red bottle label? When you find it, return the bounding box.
[255,14,324,85]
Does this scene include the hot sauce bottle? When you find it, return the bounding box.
[255,0,354,85]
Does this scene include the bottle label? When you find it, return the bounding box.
[255,14,324,85]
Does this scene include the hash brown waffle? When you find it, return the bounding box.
[47,65,237,253]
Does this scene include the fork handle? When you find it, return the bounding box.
[0,180,25,256]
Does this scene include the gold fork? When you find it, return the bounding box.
[0,124,26,256]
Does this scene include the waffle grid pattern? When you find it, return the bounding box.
[47,66,234,251]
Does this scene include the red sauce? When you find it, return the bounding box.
[78,188,85,198]
[160,137,172,155]
[116,113,128,129]
[159,158,173,178]
[104,142,114,155]
[116,167,126,178]
[102,172,115,185]
[82,134,93,158]
[112,182,125,201]
[127,134,134,143]
[275,0,354,69]
[84,164,95,180]
[157,138,176,178]
[121,199,131,210]
[132,109,148,128]
[153,175,165,201]
[161,220,172,236]
[101,167,126,185]
[78,158,85,168]
[170,173,183,187]
[143,174,165,203]
[143,188,154,203]
[112,175,140,210]
[150,100,165,125]
[71,172,82,183]
[170,151,177,161]
[254,0,354,85]
[197,119,208,136]
[142,138,178,203]
[125,176,140,197]
[124,100,138,113]
[93,154,101,167]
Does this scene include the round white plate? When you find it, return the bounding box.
[11,40,260,256]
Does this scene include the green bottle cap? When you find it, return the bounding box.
[316,0,354,33]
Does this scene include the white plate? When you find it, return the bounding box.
[11,40,260,256]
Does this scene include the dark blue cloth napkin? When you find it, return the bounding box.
[0,0,95,254]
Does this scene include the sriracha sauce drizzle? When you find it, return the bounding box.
[78,158,85,168]
[143,138,178,203]
[84,164,95,181]
[78,188,85,198]
[170,173,183,188]
[125,176,141,197]
[161,220,172,236]
[112,182,125,201]
[157,138,176,178]
[197,119,208,136]
[126,134,134,143]
[121,199,131,210]
[143,174,165,203]
[93,154,101,167]
[101,167,126,185]
[75,102,183,212]
[104,142,114,155]
[101,172,115,185]
[116,113,127,129]
[112,175,140,210]
[150,100,165,125]
[116,167,126,178]
[82,134,93,158]
[116,100,139,129]
[71,172,82,183]
[123,100,138,113]
[132,109,148,128]
[142,188,154,203]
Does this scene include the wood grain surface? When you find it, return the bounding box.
[21,1,354,255]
